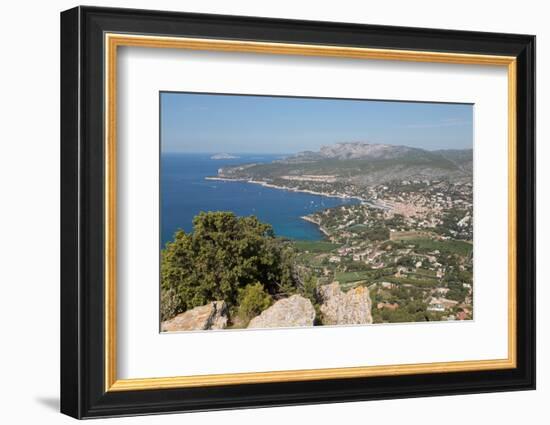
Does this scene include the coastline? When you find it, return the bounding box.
[205,176,389,211]
[300,215,331,238]
[205,176,364,202]
[204,176,390,239]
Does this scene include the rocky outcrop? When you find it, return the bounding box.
[318,283,372,325]
[247,295,315,329]
[161,301,228,332]
[318,142,417,160]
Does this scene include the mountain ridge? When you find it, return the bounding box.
[216,142,472,186]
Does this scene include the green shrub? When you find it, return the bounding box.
[364,226,390,241]
[161,212,296,313]
[300,275,318,304]
[237,283,273,322]
[160,287,182,322]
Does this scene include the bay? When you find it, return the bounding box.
[161,153,359,247]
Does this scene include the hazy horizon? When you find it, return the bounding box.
[160,144,474,155]
[161,92,473,154]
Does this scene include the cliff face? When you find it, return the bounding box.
[318,283,373,326]
[161,284,374,331]
[247,295,316,329]
[161,301,228,332]
[279,142,419,163]
[247,282,374,328]
[317,142,418,161]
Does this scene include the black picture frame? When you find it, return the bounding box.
[60,5,536,419]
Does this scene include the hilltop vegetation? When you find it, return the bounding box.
[160,212,297,321]
[215,143,472,186]
[161,212,329,326]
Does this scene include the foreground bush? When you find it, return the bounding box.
[237,283,273,323]
[160,287,182,322]
[161,211,296,314]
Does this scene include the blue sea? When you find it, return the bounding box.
[161,153,359,247]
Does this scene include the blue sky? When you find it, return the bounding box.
[161,92,473,154]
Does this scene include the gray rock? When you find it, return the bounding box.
[318,282,373,325]
[161,301,228,332]
[318,142,417,160]
[248,295,315,329]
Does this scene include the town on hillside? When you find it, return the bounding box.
[295,178,473,323]
[212,143,474,324]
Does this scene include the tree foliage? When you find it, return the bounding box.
[364,226,390,241]
[237,283,273,323]
[160,287,181,322]
[161,212,296,314]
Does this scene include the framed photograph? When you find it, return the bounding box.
[60,6,535,419]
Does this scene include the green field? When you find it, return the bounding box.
[390,231,431,240]
[294,252,326,267]
[348,224,369,232]
[393,238,472,256]
[413,268,437,277]
[335,271,374,284]
[380,275,440,288]
[292,240,341,253]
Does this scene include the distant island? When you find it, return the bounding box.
[210,153,240,160]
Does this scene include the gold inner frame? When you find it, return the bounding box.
[104,33,517,392]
